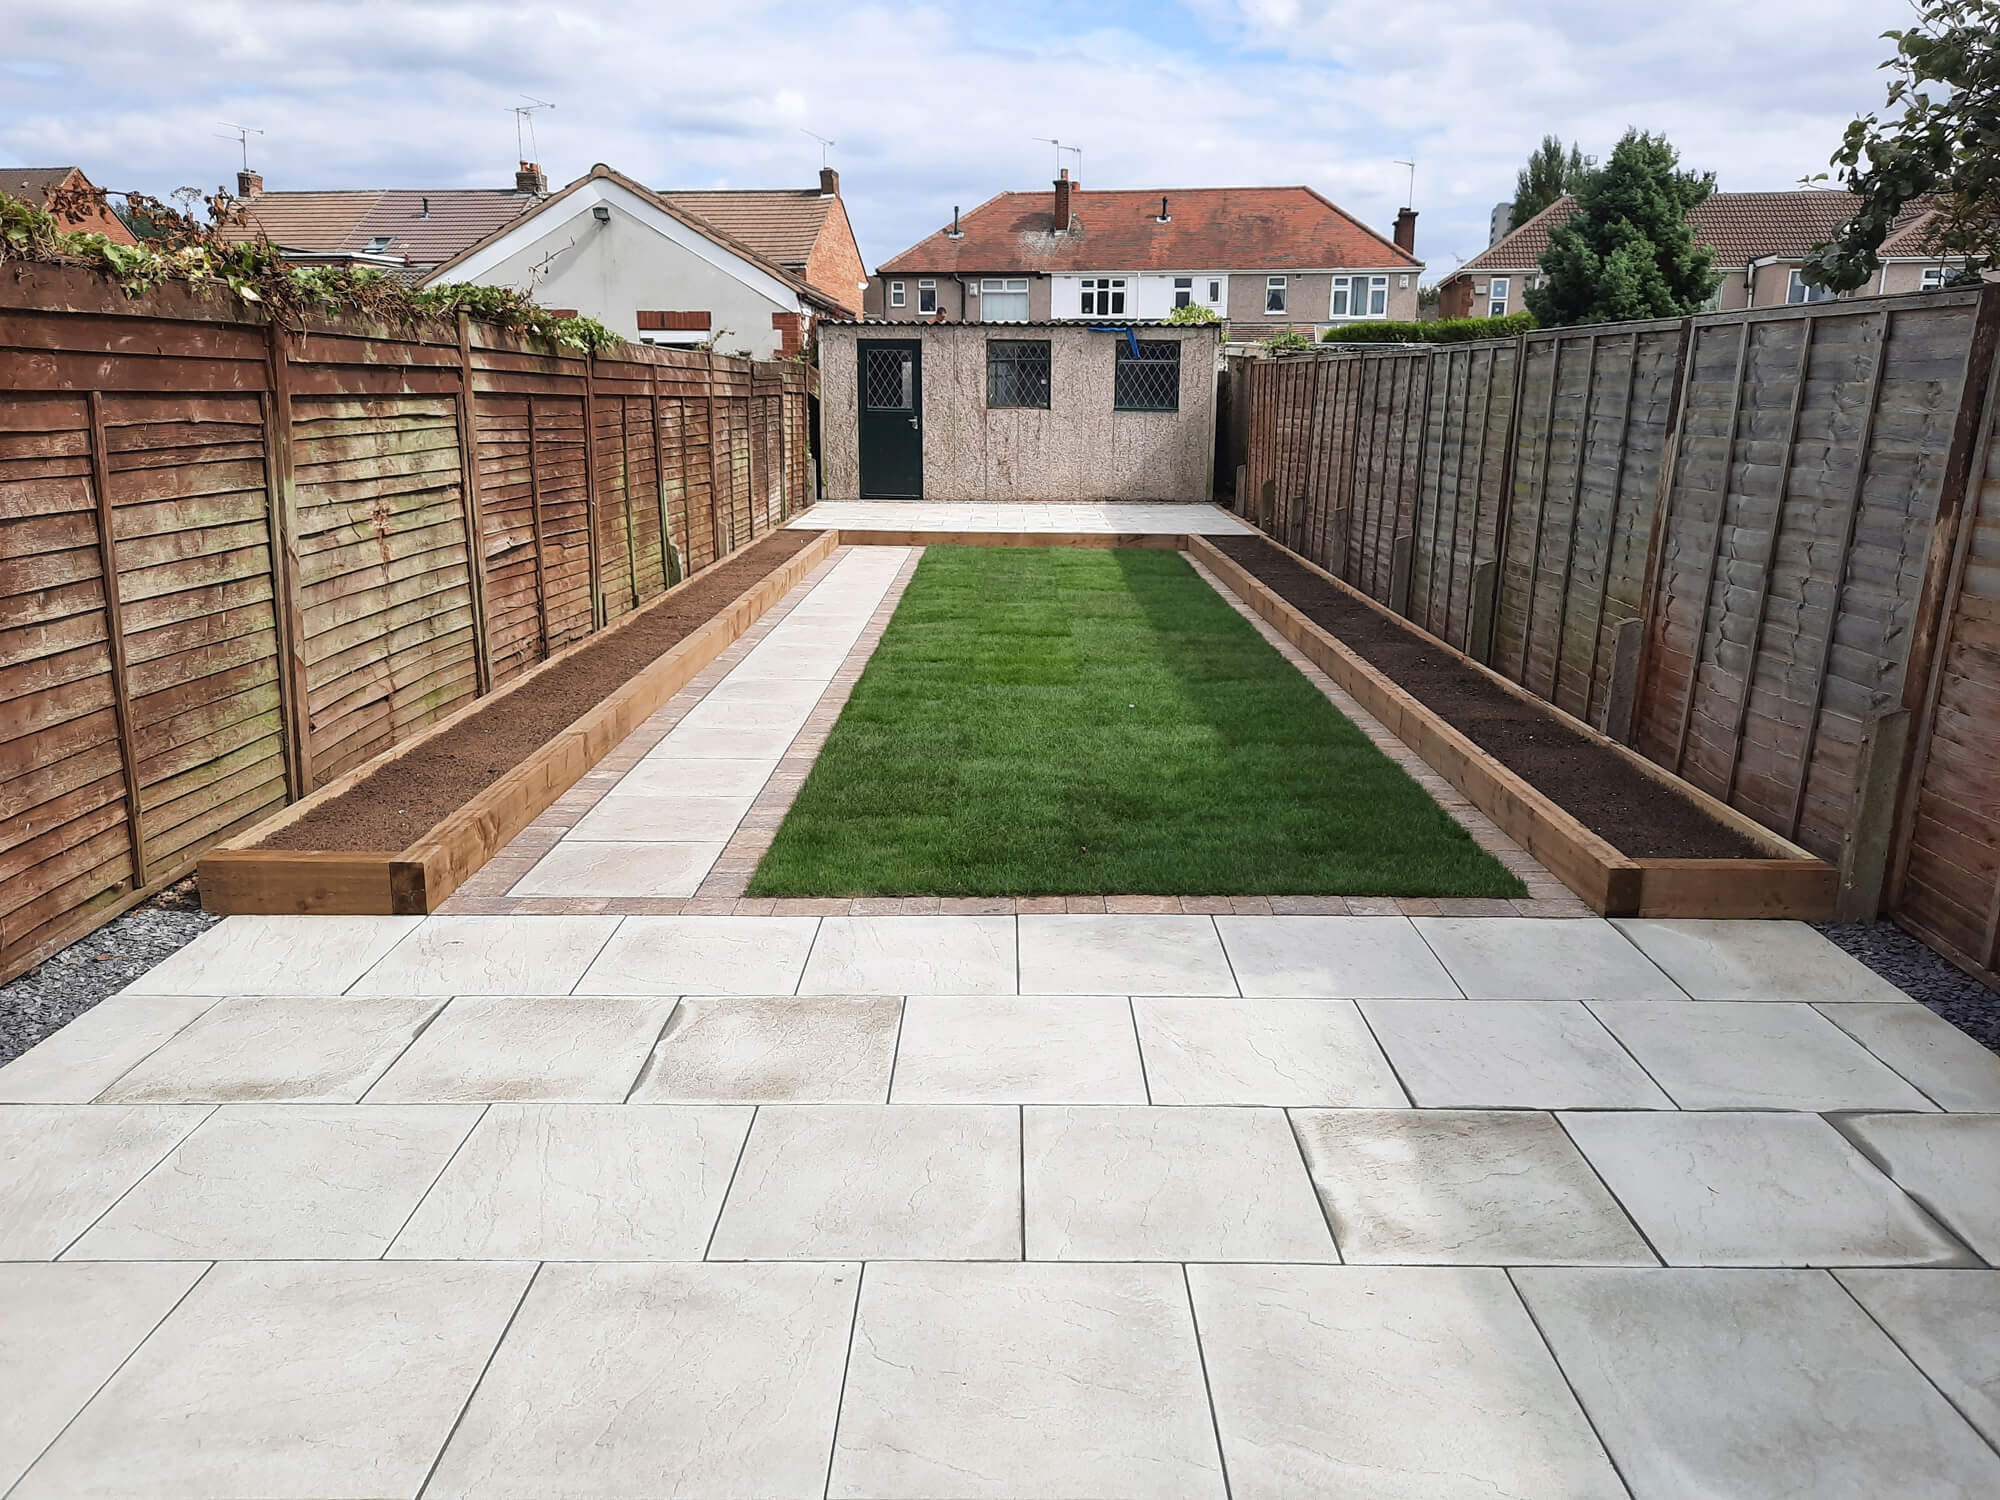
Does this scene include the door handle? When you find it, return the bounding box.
[908,416,919,429]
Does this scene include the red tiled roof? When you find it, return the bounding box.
[658,189,831,269]
[220,188,538,266]
[3,166,83,208]
[878,185,1418,274]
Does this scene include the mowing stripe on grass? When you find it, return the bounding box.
[749,547,1525,898]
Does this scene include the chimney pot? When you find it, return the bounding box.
[949,204,961,238]
[1053,170,1074,233]
[236,168,263,197]
[1393,206,1418,254]
[516,161,548,195]
[1157,195,1170,222]
[819,166,839,196]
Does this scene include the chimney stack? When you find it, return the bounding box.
[516,161,548,195]
[1393,206,1418,254]
[1053,168,1074,232]
[236,168,263,197]
[819,166,840,197]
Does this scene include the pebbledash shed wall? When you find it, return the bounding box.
[818,322,1224,502]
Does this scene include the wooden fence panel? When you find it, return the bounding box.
[531,396,596,652]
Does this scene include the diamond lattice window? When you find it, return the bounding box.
[865,348,915,409]
[1114,341,1180,412]
[986,340,1051,408]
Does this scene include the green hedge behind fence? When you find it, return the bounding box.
[1323,311,1536,345]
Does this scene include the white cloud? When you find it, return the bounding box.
[1,0,1910,279]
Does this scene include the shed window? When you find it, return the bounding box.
[980,277,1030,321]
[1266,276,1288,314]
[1079,277,1126,316]
[1114,340,1180,411]
[987,340,1052,408]
[918,278,937,314]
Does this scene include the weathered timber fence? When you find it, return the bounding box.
[1,263,816,979]
[1234,285,2000,982]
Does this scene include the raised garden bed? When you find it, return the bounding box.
[1195,533,1837,918]
[197,529,836,915]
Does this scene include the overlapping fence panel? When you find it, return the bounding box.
[0,263,816,979]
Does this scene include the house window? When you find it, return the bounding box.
[987,340,1052,408]
[364,235,393,253]
[918,279,937,315]
[1922,266,1949,290]
[1173,276,1194,309]
[980,277,1030,321]
[1330,275,1390,319]
[1488,276,1510,318]
[1079,277,1126,316]
[1208,279,1222,302]
[1266,276,1288,314]
[1114,340,1180,411]
[1787,270,1834,304]
[888,281,905,308]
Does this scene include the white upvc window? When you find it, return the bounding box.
[1207,277,1223,303]
[1922,266,1949,290]
[1488,276,1510,318]
[917,278,937,314]
[1331,274,1389,319]
[1173,276,1194,309]
[1079,277,1126,316]
[980,277,1030,321]
[1787,269,1834,305]
[1265,276,1288,314]
[888,280,905,308]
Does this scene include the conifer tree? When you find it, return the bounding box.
[1508,136,1591,232]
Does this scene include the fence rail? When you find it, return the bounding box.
[1232,285,2000,983]
[1,263,816,980]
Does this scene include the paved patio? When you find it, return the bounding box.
[3,507,1999,1497]
[793,499,1253,534]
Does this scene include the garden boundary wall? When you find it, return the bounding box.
[1231,286,2000,984]
[0,262,816,981]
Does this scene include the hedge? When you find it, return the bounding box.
[1323,311,1536,345]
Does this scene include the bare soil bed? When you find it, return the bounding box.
[260,530,814,851]
[1212,534,1765,860]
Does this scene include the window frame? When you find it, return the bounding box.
[1330,274,1391,320]
[1113,339,1182,413]
[985,338,1053,409]
[888,280,906,308]
[1172,276,1194,309]
[1079,276,1127,317]
[1265,275,1288,314]
[1488,275,1510,318]
[1921,266,1949,291]
[1786,269,1834,305]
[979,277,1031,322]
[917,278,937,315]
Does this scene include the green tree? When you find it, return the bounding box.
[1508,135,1591,231]
[1527,130,1719,327]
[1800,0,2000,292]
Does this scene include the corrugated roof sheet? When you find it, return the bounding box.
[658,189,831,268]
[879,185,1419,274]
[220,188,537,266]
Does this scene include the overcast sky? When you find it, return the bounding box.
[3,0,1913,280]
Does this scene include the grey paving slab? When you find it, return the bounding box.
[115,915,423,997]
[1612,917,1913,1002]
[892,995,1147,1102]
[1018,914,1238,996]
[615,754,781,798]
[632,994,902,1102]
[709,1104,1019,1260]
[1024,1105,1335,1261]
[653,723,803,759]
[510,839,728,898]
[426,1261,857,1500]
[0,1262,205,1493]
[364,993,675,1102]
[1214,915,1460,998]
[1821,1001,2000,1110]
[96,993,445,1103]
[1413,916,1686,999]
[1516,1266,2000,1500]
[1837,1113,2000,1263]
[69,1104,479,1260]
[350,915,621,995]
[1293,1109,1655,1265]
[10,1260,531,1500]
[1837,1269,2000,1448]
[1190,1263,1627,1500]
[829,1261,1225,1500]
[1590,1000,1936,1111]
[800,916,1017,994]
[1133,997,1407,1106]
[0,1105,207,1258]
[390,1103,751,1260]
[0,994,220,1103]
[1361,999,1672,1109]
[577,915,820,995]
[566,792,754,842]
[1564,1111,1974,1266]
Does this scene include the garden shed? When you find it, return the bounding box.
[818,320,1223,502]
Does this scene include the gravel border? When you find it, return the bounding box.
[0,880,220,1067]
[1814,920,2000,1054]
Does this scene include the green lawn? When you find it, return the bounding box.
[748,546,1525,898]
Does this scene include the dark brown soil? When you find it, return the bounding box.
[259,531,815,852]
[1213,535,1767,860]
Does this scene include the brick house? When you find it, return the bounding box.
[1437,190,1968,318]
[4,166,137,244]
[867,173,1422,340]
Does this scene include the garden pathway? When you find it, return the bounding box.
[1,505,1998,1498]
